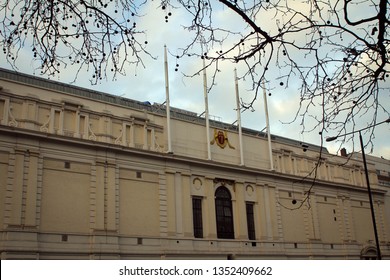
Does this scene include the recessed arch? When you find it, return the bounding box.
[215,186,234,239]
[360,246,378,260]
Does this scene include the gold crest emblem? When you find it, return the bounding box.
[210,129,235,149]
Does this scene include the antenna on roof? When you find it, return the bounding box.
[203,58,211,160]
[262,79,274,171]
[164,45,173,154]
[234,68,244,166]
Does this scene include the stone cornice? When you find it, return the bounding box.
[0,124,386,196]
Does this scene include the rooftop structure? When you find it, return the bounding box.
[0,68,326,154]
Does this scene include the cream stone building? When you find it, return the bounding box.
[0,68,389,259]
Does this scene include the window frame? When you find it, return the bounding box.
[215,186,235,239]
[246,202,256,240]
[192,196,203,238]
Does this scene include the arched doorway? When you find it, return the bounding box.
[215,186,234,239]
[360,246,378,260]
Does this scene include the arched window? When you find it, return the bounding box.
[215,186,234,239]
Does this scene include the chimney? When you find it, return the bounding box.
[340,148,347,157]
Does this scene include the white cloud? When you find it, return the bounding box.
[1,1,388,158]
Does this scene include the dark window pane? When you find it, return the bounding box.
[215,187,234,239]
[246,203,256,240]
[192,197,203,238]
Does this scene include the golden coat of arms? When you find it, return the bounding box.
[210,129,235,149]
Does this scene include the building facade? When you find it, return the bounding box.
[0,68,389,259]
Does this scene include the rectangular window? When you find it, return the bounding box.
[54,110,61,131]
[246,203,256,240]
[79,115,86,137]
[0,99,5,122]
[192,197,203,238]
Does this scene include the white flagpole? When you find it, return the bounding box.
[262,79,273,170]
[164,45,173,153]
[234,69,244,166]
[203,59,211,160]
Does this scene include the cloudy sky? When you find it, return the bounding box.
[1,1,389,159]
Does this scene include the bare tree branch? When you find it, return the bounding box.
[1,0,153,83]
[1,0,389,152]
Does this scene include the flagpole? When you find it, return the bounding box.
[262,79,273,170]
[164,45,173,153]
[203,59,211,160]
[234,69,244,166]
